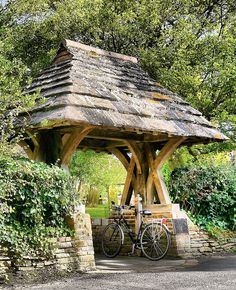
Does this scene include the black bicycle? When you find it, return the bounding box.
[101,205,171,261]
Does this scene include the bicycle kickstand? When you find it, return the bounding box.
[128,244,135,256]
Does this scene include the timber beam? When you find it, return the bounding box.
[145,137,186,204]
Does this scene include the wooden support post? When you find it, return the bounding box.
[145,137,186,205]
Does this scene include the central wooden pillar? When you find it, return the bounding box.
[119,137,186,207]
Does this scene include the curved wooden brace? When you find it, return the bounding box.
[145,137,186,204]
[19,140,34,159]
[60,126,94,166]
[124,141,142,174]
[108,147,130,170]
[19,132,42,160]
[154,137,186,170]
[108,147,137,197]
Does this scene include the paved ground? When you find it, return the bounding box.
[8,254,236,290]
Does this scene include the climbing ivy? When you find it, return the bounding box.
[0,155,76,259]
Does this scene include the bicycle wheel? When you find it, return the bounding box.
[102,222,124,258]
[140,223,170,261]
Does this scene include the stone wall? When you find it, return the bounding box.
[0,213,95,284]
[188,224,236,257]
[91,210,236,259]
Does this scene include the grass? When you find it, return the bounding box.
[86,204,110,218]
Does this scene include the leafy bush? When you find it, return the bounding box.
[0,155,76,259]
[169,162,236,231]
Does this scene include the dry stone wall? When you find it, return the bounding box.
[188,224,236,257]
[0,213,95,284]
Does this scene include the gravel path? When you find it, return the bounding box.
[6,254,236,290]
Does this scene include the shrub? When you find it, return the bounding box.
[169,162,236,231]
[0,155,76,259]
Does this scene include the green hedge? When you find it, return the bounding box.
[0,156,75,259]
[169,163,236,231]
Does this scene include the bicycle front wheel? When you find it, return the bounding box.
[140,223,170,261]
[102,223,124,258]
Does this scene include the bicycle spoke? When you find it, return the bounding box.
[140,223,170,261]
[154,241,164,255]
[102,223,123,258]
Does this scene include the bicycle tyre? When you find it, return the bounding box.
[102,222,124,258]
[140,223,170,261]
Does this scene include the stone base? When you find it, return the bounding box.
[144,204,181,219]
[91,208,236,260]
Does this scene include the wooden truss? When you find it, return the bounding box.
[110,137,186,205]
[20,126,186,206]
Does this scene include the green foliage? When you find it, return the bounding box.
[70,150,125,205]
[0,155,75,259]
[169,161,236,231]
[0,39,38,154]
[0,0,235,155]
[86,205,110,219]
[1,0,235,124]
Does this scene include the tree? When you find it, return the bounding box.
[70,150,126,205]
[0,40,37,154]
[1,0,235,124]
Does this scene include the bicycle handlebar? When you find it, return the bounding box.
[112,205,135,211]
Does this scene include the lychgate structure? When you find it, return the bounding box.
[20,39,226,220]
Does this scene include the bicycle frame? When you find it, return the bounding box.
[113,213,144,248]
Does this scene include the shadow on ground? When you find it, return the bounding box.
[95,253,236,273]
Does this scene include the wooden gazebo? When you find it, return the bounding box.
[20,39,227,214]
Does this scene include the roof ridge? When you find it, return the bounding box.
[62,39,138,64]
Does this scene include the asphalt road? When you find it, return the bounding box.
[8,254,236,290]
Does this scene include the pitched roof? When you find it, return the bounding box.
[25,39,227,144]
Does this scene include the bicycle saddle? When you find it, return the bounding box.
[142,210,152,216]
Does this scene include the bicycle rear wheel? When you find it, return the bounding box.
[140,223,170,261]
[102,222,124,258]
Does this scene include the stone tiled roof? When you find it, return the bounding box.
[25,39,227,143]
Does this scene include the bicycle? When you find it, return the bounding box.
[101,205,171,261]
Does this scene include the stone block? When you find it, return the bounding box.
[44,260,55,266]
[18,266,35,271]
[58,242,73,248]
[199,247,212,253]
[101,219,109,226]
[74,240,87,248]
[92,218,102,226]
[56,257,78,264]
[78,255,95,262]
[55,252,73,259]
